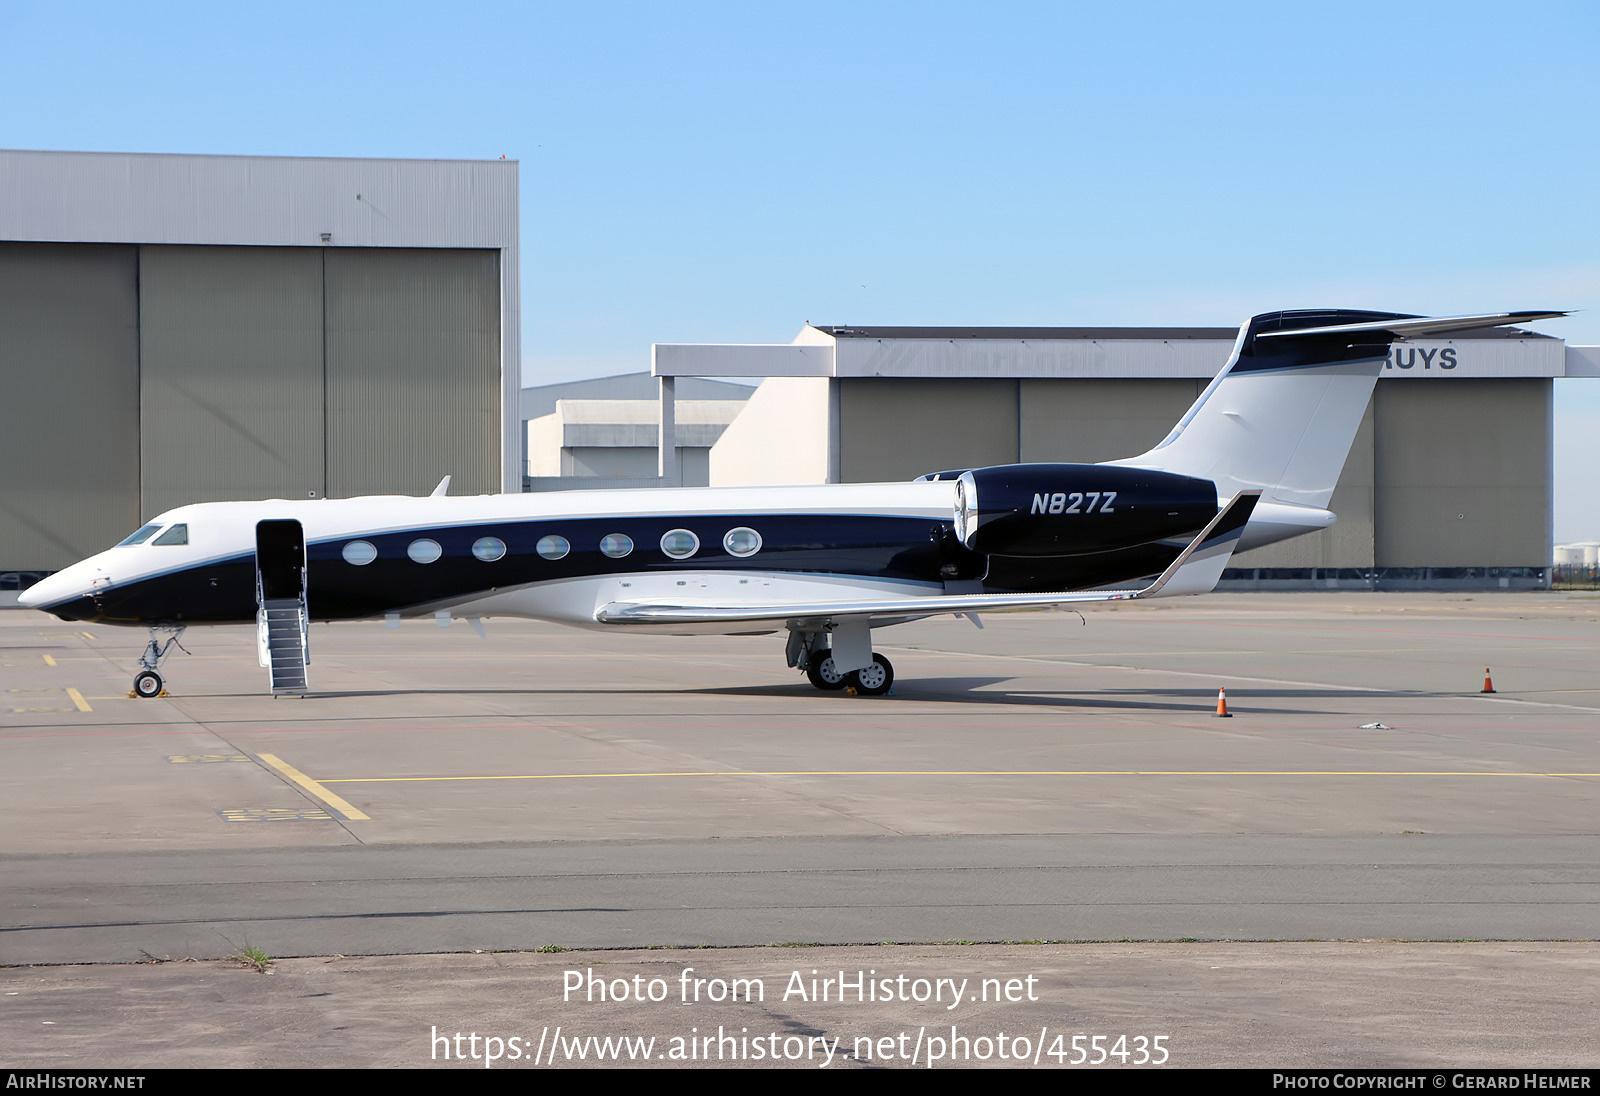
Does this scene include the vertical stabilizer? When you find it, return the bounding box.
[1107,310,1394,508]
[1106,309,1567,510]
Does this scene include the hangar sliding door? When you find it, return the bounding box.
[1374,379,1550,568]
[1018,378,1203,463]
[0,243,140,569]
[838,379,1019,482]
[323,248,500,498]
[138,246,326,518]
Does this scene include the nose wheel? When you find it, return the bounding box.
[129,626,186,699]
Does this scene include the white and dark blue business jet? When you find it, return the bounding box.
[22,309,1565,698]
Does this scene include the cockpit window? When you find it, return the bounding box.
[117,524,162,547]
[152,524,189,546]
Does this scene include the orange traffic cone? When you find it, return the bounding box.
[1481,668,1496,694]
[1215,686,1232,717]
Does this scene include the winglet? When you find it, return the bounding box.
[1135,491,1260,599]
[430,475,452,497]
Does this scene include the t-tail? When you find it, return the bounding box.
[1107,309,1569,513]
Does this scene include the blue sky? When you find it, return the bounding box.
[4,1,1598,537]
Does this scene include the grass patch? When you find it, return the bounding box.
[228,944,273,972]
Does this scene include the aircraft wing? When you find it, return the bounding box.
[594,491,1259,627]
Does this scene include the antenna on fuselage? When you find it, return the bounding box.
[430,475,452,497]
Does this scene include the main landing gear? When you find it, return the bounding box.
[790,631,895,697]
[848,653,895,697]
[131,626,187,699]
[804,652,847,691]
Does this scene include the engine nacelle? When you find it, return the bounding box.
[953,464,1219,557]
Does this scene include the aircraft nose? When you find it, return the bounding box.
[17,577,55,608]
[18,566,94,614]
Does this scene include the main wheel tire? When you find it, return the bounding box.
[133,670,163,699]
[805,654,848,691]
[849,654,894,697]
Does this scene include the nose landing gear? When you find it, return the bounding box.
[129,626,187,699]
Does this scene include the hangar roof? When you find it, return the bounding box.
[655,321,1575,380]
[0,148,516,250]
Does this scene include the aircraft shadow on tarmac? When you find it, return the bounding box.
[686,678,1417,714]
[180,681,1424,716]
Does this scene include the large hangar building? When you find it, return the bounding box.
[0,149,519,582]
[660,322,1600,589]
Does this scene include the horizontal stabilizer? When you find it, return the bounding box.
[594,493,1260,627]
[1253,311,1570,343]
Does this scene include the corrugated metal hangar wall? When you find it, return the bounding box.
[0,150,517,576]
[1,243,141,571]
[1,241,500,571]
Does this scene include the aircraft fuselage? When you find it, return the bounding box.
[25,475,1265,631]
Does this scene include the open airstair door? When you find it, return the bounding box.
[255,519,309,697]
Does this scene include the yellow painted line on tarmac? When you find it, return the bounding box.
[217,808,335,823]
[42,655,56,667]
[320,769,1600,784]
[64,688,91,712]
[80,632,95,640]
[257,753,371,820]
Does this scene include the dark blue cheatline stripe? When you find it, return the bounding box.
[55,513,970,624]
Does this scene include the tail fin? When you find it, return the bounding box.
[1107,309,1567,509]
